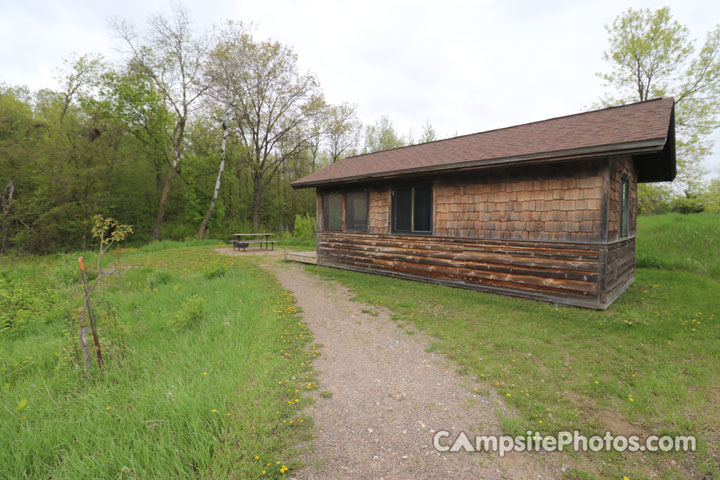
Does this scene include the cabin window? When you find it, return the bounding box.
[323,193,343,231]
[392,184,432,233]
[346,190,368,231]
[620,177,629,237]
[322,190,368,232]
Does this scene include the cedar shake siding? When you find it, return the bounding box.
[296,99,676,309]
[434,160,606,242]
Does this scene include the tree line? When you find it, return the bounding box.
[598,7,720,214]
[2,6,720,254]
[0,6,438,254]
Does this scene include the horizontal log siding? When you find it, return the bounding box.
[604,237,635,305]
[318,232,606,308]
[435,160,606,243]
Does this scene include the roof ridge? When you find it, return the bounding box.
[344,97,672,160]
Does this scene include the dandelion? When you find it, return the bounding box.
[211,409,217,413]
[594,381,599,385]
[280,465,288,473]
[203,372,208,376]
[506,393,511,397]
[255,456,260,460]
[106,406,111,411]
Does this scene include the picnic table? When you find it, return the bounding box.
[230,233,275,252]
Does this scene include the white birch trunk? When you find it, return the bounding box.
[197,110,229,239]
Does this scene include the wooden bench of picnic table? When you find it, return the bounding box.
[230,233,275,252]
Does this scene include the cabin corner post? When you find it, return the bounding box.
[600,157,612,244]
[598,245,609,308]
[597,157,612,308]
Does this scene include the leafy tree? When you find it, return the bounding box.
[207,22,322,231]
[363,115,407,153]
[700,178,720,213]
[326,103,361,162]
[599,7,720,193]
[637,184,673,215]
[113,5,211,240]
[196,106,229,239]
[418,121,438,144]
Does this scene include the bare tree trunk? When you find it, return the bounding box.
[1,180,14,254]
[197,112,229,239]
[251,174,262,232]
[79,256,104,370]
[77,257,92,378]
[78,306,92,379]
[152,135,182,241]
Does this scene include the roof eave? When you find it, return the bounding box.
[291,138,668,189]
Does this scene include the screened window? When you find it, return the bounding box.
[323,193,343,231]
[392,184,432,233]
[620,178,629,237]
[346,191,368,231]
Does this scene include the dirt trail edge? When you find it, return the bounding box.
[221,248,563,479]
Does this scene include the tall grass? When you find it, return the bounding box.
[636,213,720,277]
[0,246,316,479]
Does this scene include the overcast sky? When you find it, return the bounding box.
[2,0,719,176]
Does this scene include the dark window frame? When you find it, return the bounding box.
[620,176,630,238]
[391,183,433,234]
[321,189,369,233]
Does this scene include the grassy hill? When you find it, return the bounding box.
[636,213,720,277]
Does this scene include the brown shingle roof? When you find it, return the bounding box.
[292,97,675,188]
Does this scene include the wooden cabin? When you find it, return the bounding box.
[291,98,676,309]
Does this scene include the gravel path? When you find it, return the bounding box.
[221,248,562,479]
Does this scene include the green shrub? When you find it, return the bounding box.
[168,294,206,330]
[292,213,316,240]
[669,195,705,214]
[203,265,227,280]
[147,270,172,289]
[0,272,70,338]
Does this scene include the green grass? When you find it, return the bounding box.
[305,214,720,479]
[1,245,317,479]
[636,213,720,277]
[306,266,719,478]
